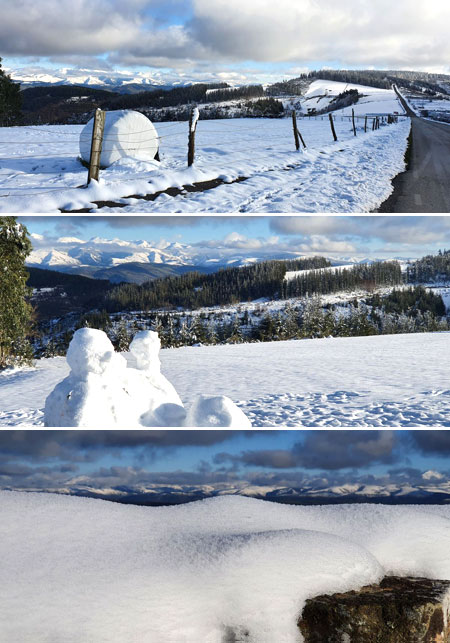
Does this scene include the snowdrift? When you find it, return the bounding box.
[2,492,450,643]
[79,109,159,167]
[43,328,251,428]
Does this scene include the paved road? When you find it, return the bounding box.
[379,90,450,212]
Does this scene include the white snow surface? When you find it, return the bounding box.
[0,116,410,213]
[2,492,450,643]
[301,80,404,118]
[42,328,251,428]
[79,110,159,168]
[1,332,449,427]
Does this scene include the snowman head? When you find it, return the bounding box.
[129,330,161,373]
[67,327,125,378]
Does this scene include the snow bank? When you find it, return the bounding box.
[43,328,251,428]
[79,110,159,167]
[2,492,450,643]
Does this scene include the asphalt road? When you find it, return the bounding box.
[379,90,450,212]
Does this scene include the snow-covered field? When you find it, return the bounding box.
[2,492,450,643]
[299,79,404,117]
[0,115,410,213]
[1,332,449,427]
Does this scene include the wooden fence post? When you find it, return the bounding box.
[329,113,337,141]
[372,118,376,131]
[292,111,300,151]
[364,115,368,132]
[298,127,306,149]
[87,108,105,184]
[292,111,306,150]
[352,109,357,136]
[188,107,199,167]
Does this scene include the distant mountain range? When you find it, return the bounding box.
[51,481,450,506]
[27,234,406,284]
[11,68,196,94]
[27,235,281,283]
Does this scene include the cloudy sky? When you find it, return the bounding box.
[1,430,450,498]
[3,0,450,83]
[19,215,450,261]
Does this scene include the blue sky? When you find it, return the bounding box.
[3,0,450,83]
[19,216,450,260]
[1,431,450,496]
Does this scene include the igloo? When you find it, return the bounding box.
[79,110,159,168]
[43,328,252,428]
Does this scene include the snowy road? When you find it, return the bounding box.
[379,87,450,212]
[0,332,449,427]
[379,117,450,212]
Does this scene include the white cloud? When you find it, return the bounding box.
[190,0,450,70]
[2,0,450,73]
[271,216,450,247]
[299,235,356,254]
[422,470,444,481]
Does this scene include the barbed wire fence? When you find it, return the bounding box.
[0,105,407,201]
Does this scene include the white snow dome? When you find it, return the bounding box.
[79,109,159,168]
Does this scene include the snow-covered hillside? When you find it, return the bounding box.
[1,332,448,427]
[2,492,450,643]
[299,79,404,117]
[0,114,410,213]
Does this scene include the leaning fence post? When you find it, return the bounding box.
[188,106,199,167]
[87,108,105,185]
[328,113,337,141]
[352,109,357,136]
[292,111,300,151]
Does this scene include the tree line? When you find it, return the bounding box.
[405,250,450,283]
[38,285,447,357]
[283,262,403,298]
[103,257,331,312]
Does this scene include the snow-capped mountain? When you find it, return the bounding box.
[9,68,199,94]
[43,480,450,505]
[27,233,412,283]
[26,234,314,275]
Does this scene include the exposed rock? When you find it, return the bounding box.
[298,576,450,643]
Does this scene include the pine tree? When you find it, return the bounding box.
[206,320,219,345]
[164,315,177,348]
[114,319,132,352]
[189,315,207,344]
[0,217,34,368]
[225,317,244,344]
[0,58,22,126]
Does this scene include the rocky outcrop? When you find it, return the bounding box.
[298,576,450,643]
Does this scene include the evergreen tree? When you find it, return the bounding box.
[189,316,208,344]
[164,315,177,348]
[0,217,34,368]
[113,319,132,352]
[206,320,219,345]
[0,58,22,126]
[284,303,301,339]
[225,317,244,344]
